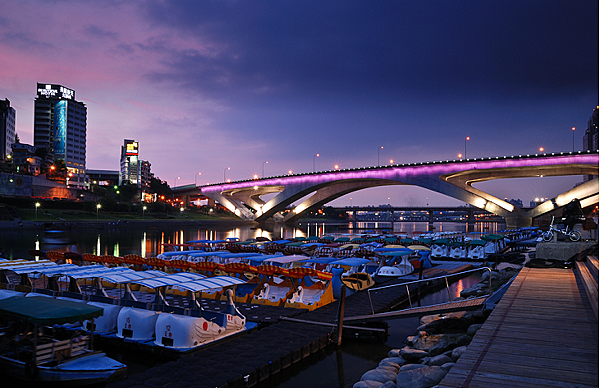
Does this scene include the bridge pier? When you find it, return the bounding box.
[503,215,533,229]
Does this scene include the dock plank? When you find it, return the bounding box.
[438,267,599,388]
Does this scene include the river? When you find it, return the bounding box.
[0,221,487,387]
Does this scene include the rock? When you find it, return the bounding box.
[456,335,472,346]
[396,365,448,388]
[377,365,398,374]
[381,357,406,366]
[412,334,461,356]
[379,382,398,388]
[451,346,467,361]
[379,360,401,371]
[400,347,429,362]
[400,364,428,371]
[419,314,442,326]
[406,336,416,346]
[427,354,453,366]
[353,381,384,388]
[388,349,402,357]
[441,362,455,371]
[361,368,398,384]
[467,323,483,336]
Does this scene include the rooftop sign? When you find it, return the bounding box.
[36,83,75,100]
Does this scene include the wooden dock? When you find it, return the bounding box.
[438,266,599,388]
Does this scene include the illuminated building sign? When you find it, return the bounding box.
[53,100,67,158]
[36,83,75,100]
[125,141,138,156]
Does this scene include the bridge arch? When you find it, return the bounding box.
[173,152,599,228]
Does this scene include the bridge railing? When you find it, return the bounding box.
[366,266,492,315]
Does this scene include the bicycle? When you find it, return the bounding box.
[541,216,581,242]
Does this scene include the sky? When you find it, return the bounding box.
[0,0,598,207]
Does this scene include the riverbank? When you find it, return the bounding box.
[0,217,255,230]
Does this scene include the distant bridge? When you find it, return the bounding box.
[173,151,599,228]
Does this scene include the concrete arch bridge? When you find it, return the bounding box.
[173,151,599,228]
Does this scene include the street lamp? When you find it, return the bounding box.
[334,164,339,170]
[180,207,184,218]
[378,146,383,166]
[143,205,147,219]
[96,203,101,220]
[195,172,202,186]
[262,161,268,178]
[572,127,575,152]
[465,137,470,159]
[35,202,40,220]
[313,153,320,172]
[539,147,544,153]
[223,167,230,182]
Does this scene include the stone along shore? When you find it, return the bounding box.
[352,267,519,388]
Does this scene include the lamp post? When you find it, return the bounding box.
[313,153,319,172]
[35,202,40,220]
[378,146,383,166]
[143,205,147,219]
[572,127,575,152]
[465,137,470,159]
[96,204,101,220]
[180,207,184,218]
[223,167,230,182]
[262,161,268,178]
[195,172,201,186]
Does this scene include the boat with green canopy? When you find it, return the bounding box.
[0,296,126,385]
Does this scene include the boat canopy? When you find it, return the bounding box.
[160,250,207,258]
[169,276,245,292]
[0,295,103,325]
[407,245,431,251]
[379,251,414,257]
[263,255,309,264]
[187,251,232,258]
[0,261,57,272]
[329,258,371,267]
[301,257,338,265]
[69,267,134,280]
[93,270,167,284]
[374,247,412,253]
[128,272,206,289]
[469,240,487,246]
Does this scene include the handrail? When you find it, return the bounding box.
[366,267,492,315]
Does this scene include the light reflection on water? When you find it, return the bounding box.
[0,221,502,260]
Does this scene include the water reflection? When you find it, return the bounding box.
[0,221,502,260]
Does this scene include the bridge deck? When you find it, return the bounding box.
[438,267,599,388]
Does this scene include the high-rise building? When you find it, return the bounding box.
[120,139,140,186]
[0,98,16,161]
[140,160,152,188]
[34,83,87,187]
[583,106,599,182]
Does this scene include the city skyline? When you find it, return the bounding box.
[0,1,597,207]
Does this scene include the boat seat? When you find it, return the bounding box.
[61,291,85,300]
[35,336,89,365]
[120,299,149,309]
[89,295,115,304]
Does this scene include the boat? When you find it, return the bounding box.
[0,296,126,385]
[376,250,415,277]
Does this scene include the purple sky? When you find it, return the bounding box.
[1,1,597,207]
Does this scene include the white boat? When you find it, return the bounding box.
[0,296,126,385]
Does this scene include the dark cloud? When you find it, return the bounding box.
[84,25,118,40]
[139,0,598,104]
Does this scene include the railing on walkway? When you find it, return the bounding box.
[365,267,492,315]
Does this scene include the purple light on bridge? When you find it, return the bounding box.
[201,153,599,194]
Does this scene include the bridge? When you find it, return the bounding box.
[173,151,599,228]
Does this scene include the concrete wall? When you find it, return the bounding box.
[535,240,597,261]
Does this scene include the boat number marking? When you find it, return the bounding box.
[125,317,131,329]
[165,324,172,338]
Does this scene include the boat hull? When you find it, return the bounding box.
[0,353,126,386]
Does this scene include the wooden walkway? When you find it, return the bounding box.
[438,267,599,388]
